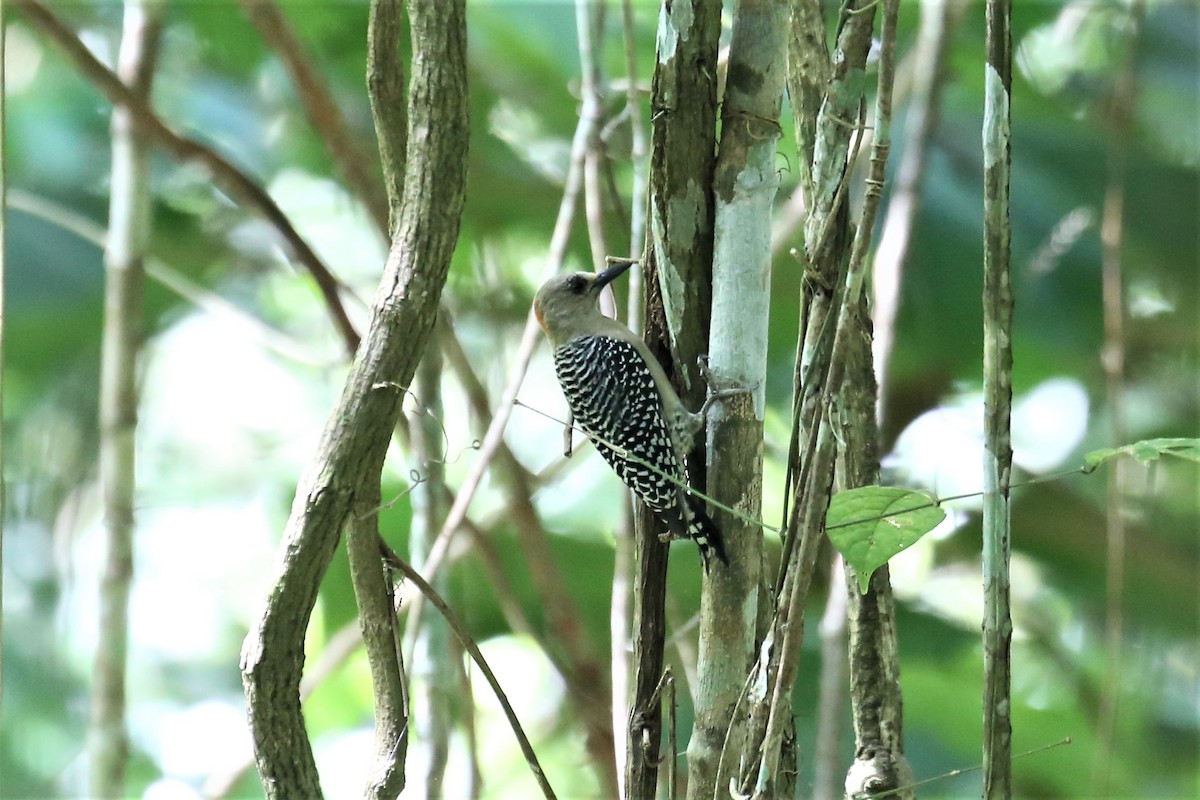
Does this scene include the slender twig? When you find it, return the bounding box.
[238,0,390,234]
[347,497,408,799]
[1094,1,1144,793]
[872,0,963,426]
[812,553,849,800]
[574,0,615,359]
[982,0,1014,794]
[457,634,484,798]
[578,0,615,321]
[381,547,560,800]
[647,667,678,800]
[0,0,8,732]
[611,2,649,788]
[14,0,360,356]
[408,346,453,797]
[8,191,330,366]
[91,4,164,796]
[621,0,648,323]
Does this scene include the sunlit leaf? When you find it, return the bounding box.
[826,486,946,594]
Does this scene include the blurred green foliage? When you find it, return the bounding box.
[3,1,1197,798]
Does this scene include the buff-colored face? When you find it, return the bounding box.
[534,272,598,335]
[533,261,633,345]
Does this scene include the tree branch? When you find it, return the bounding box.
[240,0,469,795]
[238,0,391,235]
[982,0,1014,794]
[872,0,962,428]
[14,0,361,356]
[91,3,164,796]
[367,0,408,230]
[380,547,559,800]
[689,0,788,796]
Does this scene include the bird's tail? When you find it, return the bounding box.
[684,495,728,573]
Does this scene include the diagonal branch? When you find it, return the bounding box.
[14,0,360,356]
[238,0,391,235]
[380,546,559,800]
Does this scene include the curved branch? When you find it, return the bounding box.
[380,546,559,800]
[239,0,469,795]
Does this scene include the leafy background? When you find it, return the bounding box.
[3,1,1197,798]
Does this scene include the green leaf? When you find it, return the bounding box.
[1083,438,1200,473]
[826,486,946,594]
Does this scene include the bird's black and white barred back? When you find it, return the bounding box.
[553,334,728,571]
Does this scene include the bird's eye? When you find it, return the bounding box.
[566,275,587,295]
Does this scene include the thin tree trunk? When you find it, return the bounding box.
[0,0,9,732]
[872,0,963,425]
[240,1,469,795]
[627,1,721,797]
[410,347,453,798]
[837,2,911,795]
[735,4,877,797]
[688,1,787,797]
[91,3,163,796]
[1095,3,1144,793]
[982,0,1014,795]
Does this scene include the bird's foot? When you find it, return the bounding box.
[696,355,757,417]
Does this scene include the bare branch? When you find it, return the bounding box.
[367,0,408,229]
[238,0,391,235]
[240,0,469,795]
[91,3,164,795]
[381,546,560,800]
[982,0,1014,793]
[872,0,964,425]
[13,0,361,356]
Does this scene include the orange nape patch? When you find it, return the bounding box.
[534,301,547,333]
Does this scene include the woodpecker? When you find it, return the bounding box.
[533,260,728,571]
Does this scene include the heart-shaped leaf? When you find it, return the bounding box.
[826,486,945,593]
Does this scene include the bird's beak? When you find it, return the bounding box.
[594,259,636,290]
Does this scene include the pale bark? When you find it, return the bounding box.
[688,1,788,797]
[91,3,163,796]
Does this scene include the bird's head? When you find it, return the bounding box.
[533,260,634,346]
